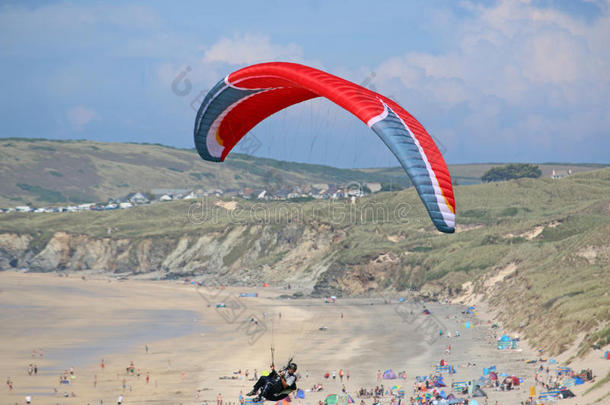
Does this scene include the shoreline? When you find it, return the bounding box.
[0,271,607,404]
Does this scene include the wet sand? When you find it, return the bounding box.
[0,271,606,404]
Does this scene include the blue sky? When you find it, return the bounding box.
[1,0,609,166]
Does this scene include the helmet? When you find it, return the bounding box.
[288,363,297,371]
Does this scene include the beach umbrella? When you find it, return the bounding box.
[324,394,338,404]
[391,385,401,390]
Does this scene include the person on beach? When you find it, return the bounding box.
[247,363,298,402]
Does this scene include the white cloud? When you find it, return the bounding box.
[203,33,304,65]
[66,106,99,131]
[362,0,610,162]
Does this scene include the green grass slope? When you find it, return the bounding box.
[0,138,414,207]
[1,168,608,356]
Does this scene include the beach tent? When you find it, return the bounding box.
[263,283,269,287]
[324,394,353,404]
[559,389,575,398]
[383,369,398,379]
[423,309,431,315]
[296,389,305,399]
[483,366,496,375]
[324,394,339,405]
[562,378,576,387]
[497,336,513,350]
[605,350,609,359]
[549,358,557,364]
[464,322,471,329]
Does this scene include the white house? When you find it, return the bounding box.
[551,169,572,179]
[159,194,173,202]
[366,182,382,193]
[312,183,329,192]
[130,192,149,204]
[15,206,32,212]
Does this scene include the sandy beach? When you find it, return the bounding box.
[0,271,607,405]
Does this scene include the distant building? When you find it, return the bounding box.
[312,183,329,192]
[159,194,173,202]
[241,188,254,199]
[183,191,199,200]
[129,192,149,204]
[551,169,572,179]
[366,182,382,193]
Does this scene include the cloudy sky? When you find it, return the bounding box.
[1,0,609,166]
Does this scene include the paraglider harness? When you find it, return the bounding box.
[253,359,297,402]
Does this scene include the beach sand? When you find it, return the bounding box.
[0,271,607,404]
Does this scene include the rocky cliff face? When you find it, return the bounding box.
[0,224,354,291]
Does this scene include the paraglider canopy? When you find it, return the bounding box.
[194,62,456,233]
